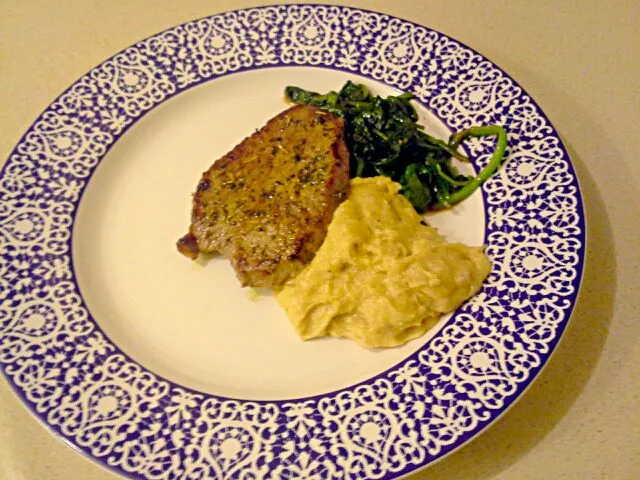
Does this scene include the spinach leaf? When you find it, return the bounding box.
[285,81,507,212]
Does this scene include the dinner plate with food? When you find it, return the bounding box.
[0,4,585,479]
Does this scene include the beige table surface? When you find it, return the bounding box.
[1,1,639,479]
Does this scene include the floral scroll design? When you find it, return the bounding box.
[0,5,584,479]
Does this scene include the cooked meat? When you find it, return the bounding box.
[177,104,350,288]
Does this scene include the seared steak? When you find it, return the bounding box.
[177,104,350,288]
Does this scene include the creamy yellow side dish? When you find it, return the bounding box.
[276,176,491,348]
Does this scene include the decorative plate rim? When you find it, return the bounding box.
[0,4,585,479]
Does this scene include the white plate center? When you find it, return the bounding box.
[73,67,485,400]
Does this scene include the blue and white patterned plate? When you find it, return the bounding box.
[0,5,585,479]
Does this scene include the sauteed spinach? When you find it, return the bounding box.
[285,81,507,212]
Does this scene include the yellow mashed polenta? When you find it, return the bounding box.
[276,176,491,348]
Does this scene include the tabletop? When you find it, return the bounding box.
[1,1,639,479]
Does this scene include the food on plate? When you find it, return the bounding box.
[178,82,506,348]
[286,81,507,212]
[276,176,491,348]
[177,104,350,288]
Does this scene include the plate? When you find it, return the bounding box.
[0,5,585,479]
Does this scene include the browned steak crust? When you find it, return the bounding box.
[178,104,350,288]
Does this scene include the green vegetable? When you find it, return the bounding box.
[284,81,507,212]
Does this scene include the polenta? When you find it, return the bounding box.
[276,176,491,348]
